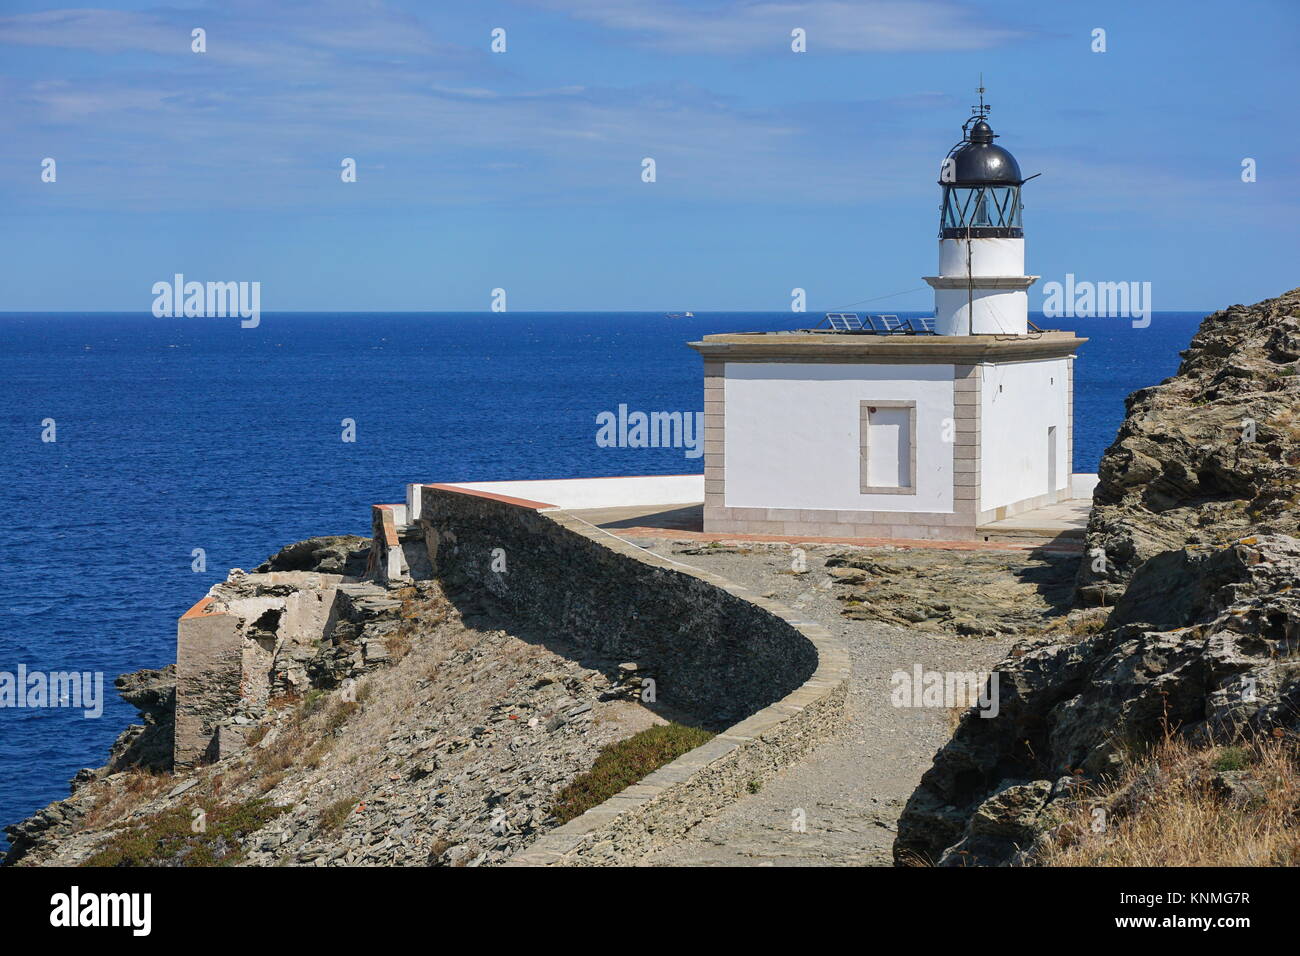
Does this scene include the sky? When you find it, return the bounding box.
[2,0,1297,313]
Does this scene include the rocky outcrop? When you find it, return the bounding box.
[4,537,395,864]
[255,535,370,576]
[106,665,176,773]
[8,502,844,868]
[2,665,176,864]
[1076,288,1300,605]
[824,547,1077,635]
[173,566,417,766]
[896,288,1300,866]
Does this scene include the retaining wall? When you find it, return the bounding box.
[417,483,850,864]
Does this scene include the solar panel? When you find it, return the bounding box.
[822,313,936,335]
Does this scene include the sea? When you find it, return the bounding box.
[0,309,1206,851]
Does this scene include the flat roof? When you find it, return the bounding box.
[689,329,1085,362]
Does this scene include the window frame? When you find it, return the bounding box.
[859,400,918,496]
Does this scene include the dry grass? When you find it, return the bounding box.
[317,795,359,836]
[82,798,288,867]
[1029,608,1111,638]
[303,738,332,769]
[1274,403,1300,440]
[1038,733,1300,867]
[82,769,172,829]
[428,836,456,863]
[386,586,454,662]
[945,704,968,734]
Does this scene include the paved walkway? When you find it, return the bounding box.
[975,498,1091,544]
[630,543,1014,867]
[567,502,1085,553]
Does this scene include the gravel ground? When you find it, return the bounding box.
[632,540,1019,867]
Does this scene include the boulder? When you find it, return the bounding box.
[255,535,371,576]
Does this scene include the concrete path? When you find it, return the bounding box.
[634,544,1014,867]
[975,498,1092,545]
[568,502,1083,554]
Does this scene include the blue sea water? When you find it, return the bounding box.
[0,310,1205,850]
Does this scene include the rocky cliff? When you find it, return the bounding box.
[1077,289,1300,603]
[6,482,837,867]
[3,539,670,867]
[895,287,1300,866]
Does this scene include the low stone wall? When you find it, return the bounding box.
[368,503,432,584]
[417,483,850,865]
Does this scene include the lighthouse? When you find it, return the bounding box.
[924,89,1037,335]
[690,91,1088,542]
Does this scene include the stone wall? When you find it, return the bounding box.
[418,483,850,863]
[174,597,243,768]
[421,485,819,727]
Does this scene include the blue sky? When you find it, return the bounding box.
[2,0,1297,312]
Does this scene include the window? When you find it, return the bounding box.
[940,185,1022,238]
[860,400,917,495]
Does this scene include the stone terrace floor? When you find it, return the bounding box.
[565,499,1089,552]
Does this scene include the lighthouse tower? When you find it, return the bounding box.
[924,89,1037,335]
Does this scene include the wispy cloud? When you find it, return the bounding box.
[516,0,1029,53]
[0,2,975,211]
[0,0,1267,223]
[0,2,467,68]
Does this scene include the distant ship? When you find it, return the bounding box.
[665,311,694,318]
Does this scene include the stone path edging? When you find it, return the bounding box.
[504,510,851,866]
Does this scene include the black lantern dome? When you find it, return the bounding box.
[946,118,1022,186]
[938,89,1028,239]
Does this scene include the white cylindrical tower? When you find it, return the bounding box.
[923,109,1038,335]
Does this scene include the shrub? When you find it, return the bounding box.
[549,722,714,824]
[83,799,287,867]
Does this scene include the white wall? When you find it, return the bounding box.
[934,287,1029,336]
[938,237,1024,277]
[1071,473,1099,499]
[439,474,704,510]
[724,363,954,513]
[980,358,1071,512]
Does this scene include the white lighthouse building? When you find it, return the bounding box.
[690,97,1088,542]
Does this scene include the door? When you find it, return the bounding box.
[1047,426,1058,505]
